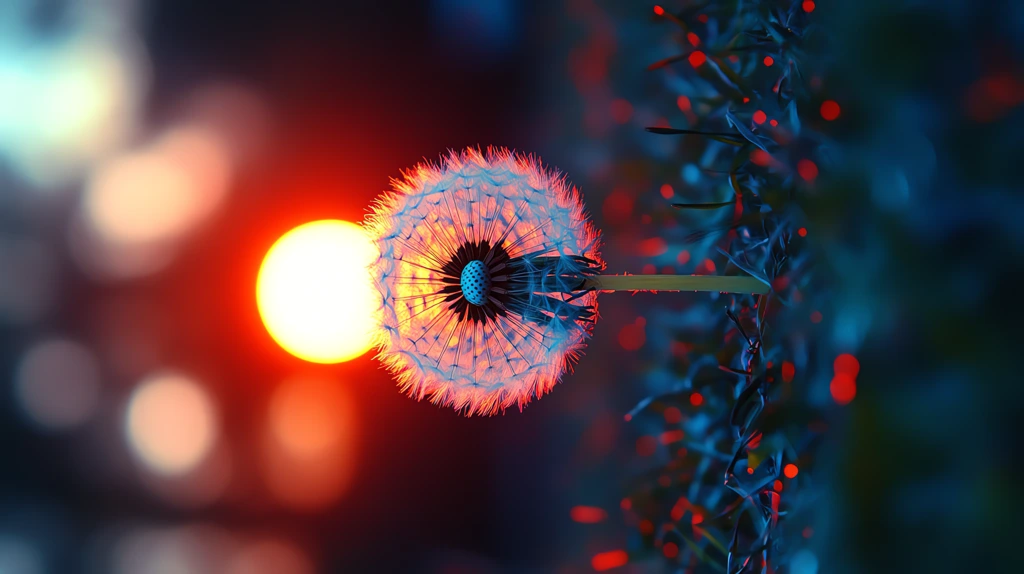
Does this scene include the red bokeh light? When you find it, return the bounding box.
[664,406,682,424]
[637,435,658,456]
[611,98,633,124]
[751,149,772,166]
[784,463,799,478]
[831,373,857,405]
[798,159,818,181]
[603,188,634,225]
[571,505,608,524]
[781,361,796,383]
[688,51,707,68]
[639,237,668,256]
[592,550,628,571]
[821,100,841,120]
[834,353,860,377]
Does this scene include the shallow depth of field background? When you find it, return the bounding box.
[1,0,1020,573]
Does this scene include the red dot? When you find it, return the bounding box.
[747,467,754,474]
[603,189,633,225]
[571,506,608,524]
[639,237,668,256]
[663,542,679,559]
[810,311,823,323]
[784,464,799,478]
[742,97,750,103]
[687,32,700,47]
[781,361,795,383]
[639,519,655,535]
[664,407,682,424]
[592,550,629,572]
[753,110,767,124]
[769,119,778,127]
[773,480,784,492]
[689,392,703,407]
[803,527,814,538]
[653,5,665,15]
[703,259,716,273]
[802,1,815,13]
[610,98,633,124]
[619,322,646,351]
[798,227,807,237]
[830,373,857,405]
[676,250,690,265]
[691,514,704,525]
[834,353,860,377]
[697,14,708,23]
[763,56,774,67]
[642,263,656,274]
[660,183,674,199]
[751,149,772,166]
[620,498,632,510]
[820,100,841,121]
[637,435,657,456]
[797,159,818,181]
[688,51,706,68]
[676,95,691,112]
[660,430,685,445]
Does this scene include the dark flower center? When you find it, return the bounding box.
[439,240,602,327]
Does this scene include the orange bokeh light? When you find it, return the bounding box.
[263,377,356,511]
[784,463,799,478]
[125,372,218,477]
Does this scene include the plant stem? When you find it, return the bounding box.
[585,274,769,294]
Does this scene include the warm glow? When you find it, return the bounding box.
[83,124,232,246]
[262,377,356,511]
[257,220,378,363]
[269,377,346,460]
[227,539,315,574]
[126,373,217,477]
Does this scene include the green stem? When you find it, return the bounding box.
[585,274,769,294]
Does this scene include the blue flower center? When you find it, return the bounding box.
[460,260,492,306]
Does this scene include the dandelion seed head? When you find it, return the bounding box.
[365,147,604,415]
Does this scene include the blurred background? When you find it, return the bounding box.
[1,0,1021,573]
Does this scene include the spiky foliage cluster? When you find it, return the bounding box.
[617,2,832,572]
[366,147,604,416]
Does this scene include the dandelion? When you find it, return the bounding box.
[366,147,766,415]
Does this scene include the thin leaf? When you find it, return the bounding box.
[646,127,747,146]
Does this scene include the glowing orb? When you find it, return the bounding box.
[257,220,378,363]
